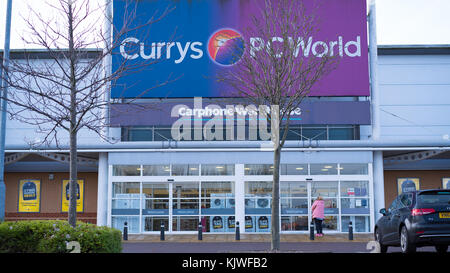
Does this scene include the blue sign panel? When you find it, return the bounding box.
[112,0,370,98]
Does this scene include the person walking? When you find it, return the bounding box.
[311,196,325,237]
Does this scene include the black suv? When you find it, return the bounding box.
[374,189,450,253]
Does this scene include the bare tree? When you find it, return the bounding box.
[219,0,337,251]
[0,0,174,227]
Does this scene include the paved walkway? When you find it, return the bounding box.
[122,241,438,253]
[121,234,439,253]
[124,233,373,243]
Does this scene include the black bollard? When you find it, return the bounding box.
[198,223,203,241]
[348,221,354,241]
[309,220,315,240]
[160,222,165,241]
[235,221,240,241]
[123,221,128,241]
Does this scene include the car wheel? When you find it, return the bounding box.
[375,228,388,253]
[435,245,448,253]
[400,226,416,253]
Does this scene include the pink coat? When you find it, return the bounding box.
[311,200,325,219]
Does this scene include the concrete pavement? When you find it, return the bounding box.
[121,233,439,253]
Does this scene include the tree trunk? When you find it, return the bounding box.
[270,105,281,251]
[271,146,281,251]
[68,1,77,228]
[68,129,78,227]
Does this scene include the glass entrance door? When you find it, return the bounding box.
[310,181,339,232]
[280,181,340,233]
[281,182,309,231]
[172,182,200,232]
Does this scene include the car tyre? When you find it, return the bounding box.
[375,228,388,253]
[400,226,416,253]
[435,245,448,253]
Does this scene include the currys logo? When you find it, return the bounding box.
[207,28,245,66]
[119,29,361,65]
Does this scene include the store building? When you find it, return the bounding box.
[1,0,450,236]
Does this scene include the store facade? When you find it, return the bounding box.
[105,0,374,234]
[2,0,450,238]
[108,152,373,234]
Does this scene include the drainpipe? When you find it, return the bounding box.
[368,0,386,224]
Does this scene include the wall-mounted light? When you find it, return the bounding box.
[49,173,55,180]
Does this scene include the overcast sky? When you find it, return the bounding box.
[1,0,450,49]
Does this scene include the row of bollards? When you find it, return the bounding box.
[123,220,353,241]
[124,221,242,241]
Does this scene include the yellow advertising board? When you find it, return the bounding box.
[18,179,41,212]
[397,178,420,195]
[62,179,84,212]
[443,178,450,190]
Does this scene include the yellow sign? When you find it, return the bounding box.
[62,179,84,212]
[18,179,41,212]
[443,178,450,190]
[397,178,420,195]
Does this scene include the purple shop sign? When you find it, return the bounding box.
[112,0,370,98]
[110,100,371,126]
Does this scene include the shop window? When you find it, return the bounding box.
[244,164,273,175]
[280,182,308,216]
[281,164,308,175]
[112,216,139,233]
[339,164,368,175]
[245,182,272,232]
[142,165,171,176]
[341,216,370,233]
[281,182,307,198]
[281,198,308,210]
[173,183,199,198]
[143,217,169,232]
[281,216,308,231]
[201,182,234,210]
[173,183,199,211]
[202,216,235,233]
[143,183,169,211]
[113,165,141,176]
[112,182,140,197]
[112,199,140,210]
[322,216,338,231]
[311,181,338,214]
[341,198,370,213]
[172,164,199,176]
[340,181,369,197]
[310,163,338,175]
[172,216,199,231]
[201,164,235,176]
[142,183,169,198]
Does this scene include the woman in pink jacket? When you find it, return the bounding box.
[311,196,325,237]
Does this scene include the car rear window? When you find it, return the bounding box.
[417,191,450,205]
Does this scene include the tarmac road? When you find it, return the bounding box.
[122,241,439,253]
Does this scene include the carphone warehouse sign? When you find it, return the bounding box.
[112,0,369,98]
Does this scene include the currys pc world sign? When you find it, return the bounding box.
[112,0,369,98]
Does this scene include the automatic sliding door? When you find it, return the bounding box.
[142,183,169,232]
[311,181,339,231]
[172,182,200,232]
[281,182,309,231]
